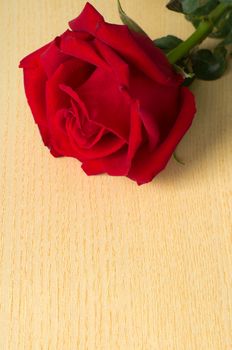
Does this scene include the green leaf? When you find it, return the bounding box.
[117,0,147,35]
[191,48,227,80]
[210,8,232,38]
[173,152,185,165]
[185,0,219,28]
[182,0,212,14]
[190,0,219,15]
[220,28,232,44]
[185,14,201,28]
[166,0,184,13]
[153,35,183,53]
[217,28,232,53]
[219,0,232,3]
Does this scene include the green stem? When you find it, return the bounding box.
[167,3,229,64]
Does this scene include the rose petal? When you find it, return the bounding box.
[59,83,89,119]
[77,67,131,141]
[129,67,181,147]
[69,2,180,86]
[60,30,109,71]
[40,35,70,77]
[65,122,125,160]
[130,31,183,85]
[19,42,51,69]
[45,59,93,155]
[128,87,196,185]
[94,39,129,87]
[59,84,107,149]
[69,2,104,34]
[81,147,128,176]
[81,100,143,176]
[46,58,93,116]
[19,44,51,145]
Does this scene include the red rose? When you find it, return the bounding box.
[19,2,196,185]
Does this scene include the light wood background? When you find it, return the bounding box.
[1,0,232,349]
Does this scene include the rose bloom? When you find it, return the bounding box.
[19,2,196,185]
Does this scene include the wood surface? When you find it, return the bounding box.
[1,0,232,349]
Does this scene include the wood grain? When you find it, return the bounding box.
[1,0,232,349]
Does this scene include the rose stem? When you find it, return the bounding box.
[167,3,230,64]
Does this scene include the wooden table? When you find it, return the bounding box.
[1,0,232,348]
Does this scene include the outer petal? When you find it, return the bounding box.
[19,43,52,145]
[94,39,129,87]
[128,87,197,185]
[59,30,110,71]
[69,2,104,32]
[40,35,70,77]
[128,67,181,147]
[81,147,128,176]
[19,43,51,69]
[69,3,181,87]
[130,31,183,86]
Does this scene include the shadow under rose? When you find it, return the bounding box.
[153,70,232,186]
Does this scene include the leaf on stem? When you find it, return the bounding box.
[117,0,147,35]
[182,0,215,14]
[153,35,183,53]
[216,32,232,57]
[219,0,232,4]
[209,8,232,37]
[218,28,232,45]
[166,0,184,13]
[173,152,185,165]
[185,0,219,27]
[191,47,227,80]
[168,0,218,14]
